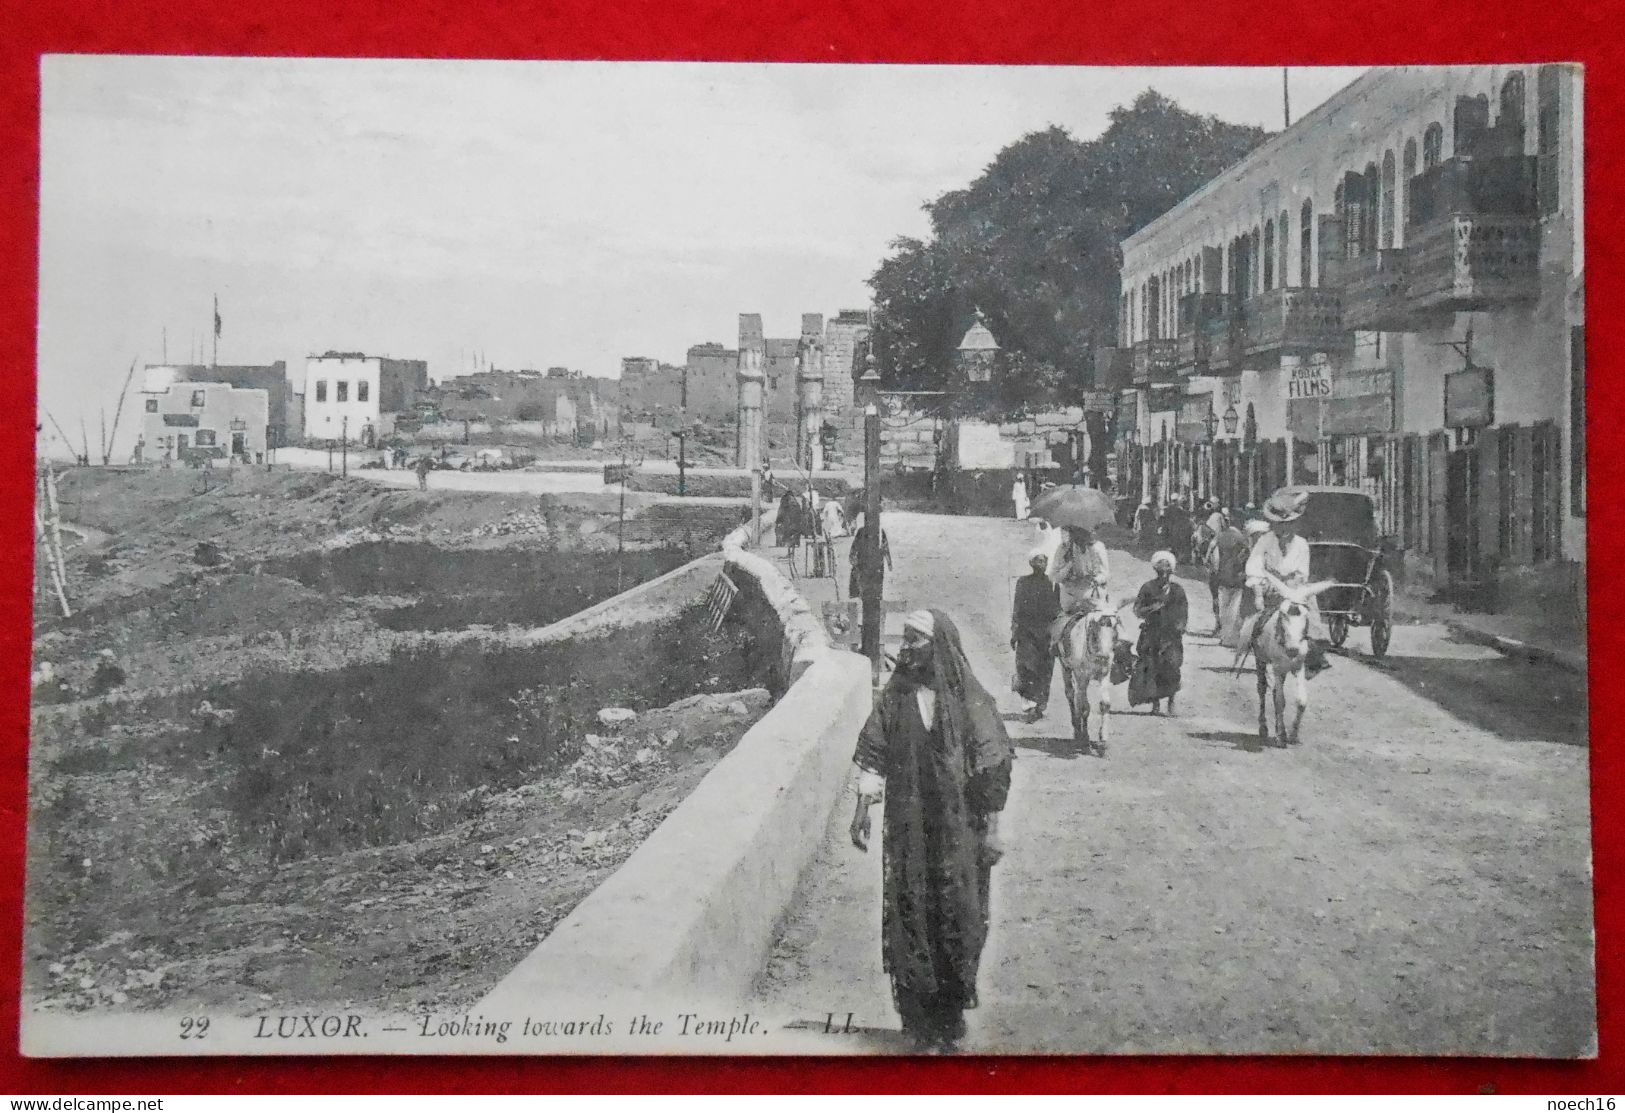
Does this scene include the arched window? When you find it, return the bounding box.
[1381,151,1397,248]
[1423,123,1443,170]
[1262,220,1276,290]
[1300,199,1314,287]
[1279,209,1290,286]
[1402,139,1418,231]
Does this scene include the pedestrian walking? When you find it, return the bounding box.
[1011,472,1030,520]
[776,489,804,551]
[1129,550,1188,715]
[1011,552,1061,721]
[850,609,1014,1052]
[1213,518,1257,646]
[413,453,433,491]
[1133,499,1154,542]
[821,497,849,540]
[848,512,893,600]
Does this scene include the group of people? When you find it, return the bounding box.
[775,485,852,572]
[1009,523,1187,721]
[838,486,1334,1052]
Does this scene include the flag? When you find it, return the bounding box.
[213,295,222,340]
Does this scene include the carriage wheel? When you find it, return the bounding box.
[1369,570,1394,658]
[1327,615,1350,648]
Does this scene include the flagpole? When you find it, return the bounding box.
[212,295,219,369]
[1283,67,1291,129]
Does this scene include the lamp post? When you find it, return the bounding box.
[1219,404,1240,505]
[859,353,883,669]
[341,415,348,478]
[952,313,999,499]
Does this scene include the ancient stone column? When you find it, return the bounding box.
[736,313,765,470]
[797,313,825,474]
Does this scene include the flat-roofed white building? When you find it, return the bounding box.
[302,352,429,446]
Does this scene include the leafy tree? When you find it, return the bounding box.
[867,90,1271,417]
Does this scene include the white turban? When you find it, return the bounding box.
[1245,518,1271,536]
[1028,549,1048,567]
[1151,550,1177,571]
[903,610,935,638]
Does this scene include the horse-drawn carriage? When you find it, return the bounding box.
[1285,485,1395,658]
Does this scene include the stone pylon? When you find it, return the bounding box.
[796,313,825,474]
[736,313,765,470]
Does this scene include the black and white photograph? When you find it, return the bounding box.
[24,58,1591,1058]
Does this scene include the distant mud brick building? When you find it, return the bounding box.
[618,310,875,450]
[433,367,618,443]
[822,309,872,416]
[303,352,429,446]
[1109,64,1584,603]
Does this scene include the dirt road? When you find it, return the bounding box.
[753,512,1594,1056]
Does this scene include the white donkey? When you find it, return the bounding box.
[1056,608,1121,755]
[1232,574,1336,745]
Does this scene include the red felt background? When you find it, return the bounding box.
[0,0,1617,1094]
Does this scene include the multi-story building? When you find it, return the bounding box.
[139,361,300,448]
[1111,65,1583,595]
[302,352,429,446]
[139,379,270,463]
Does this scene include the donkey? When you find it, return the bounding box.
[1057,608,1121,755]
[1232,576,1336,745]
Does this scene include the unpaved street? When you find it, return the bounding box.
[754,512,1594,1056]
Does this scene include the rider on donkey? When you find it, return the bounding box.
[1047,524,1112,663]
[1244,488,1332,676]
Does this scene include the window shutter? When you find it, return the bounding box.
[1514,424,1536,565]
[1428,434,1449,576]
[1476,427,1501,578]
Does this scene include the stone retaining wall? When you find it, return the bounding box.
[478,533,872,1012]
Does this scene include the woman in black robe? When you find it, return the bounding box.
[775,489,803,550]
[850,609,1014,1051]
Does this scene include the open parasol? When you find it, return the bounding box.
[1028,485,1117,531]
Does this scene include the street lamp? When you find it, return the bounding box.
[1222,404,1240,436]
[1203,405,1219,443]
[858,351,882,409]
[955,314,1000,384]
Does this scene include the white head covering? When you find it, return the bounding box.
[1028,549,1048,568]
[1151,550,1177,571]
[903,610,935,638]
[1245,518,1271,537]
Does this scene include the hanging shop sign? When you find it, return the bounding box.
[1285,359,1333,401]
[1147,386,1182,414]
[1083,390,1115,415]
[1176,395,1213,444]
[1444,366,1494,429]
[1115,390,1139,433]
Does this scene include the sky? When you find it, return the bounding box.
[37,57,1367,458]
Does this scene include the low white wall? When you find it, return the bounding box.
[478,540,872,1012]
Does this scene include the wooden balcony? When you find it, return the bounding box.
[1202,296,1243,375]
[1175,293,1235,375]
[1241,287,1349,359]
[1405,211,1541,313]
[1093,346,1134,391]
[1131,338,1178,386]
[1331,249,1421,332]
